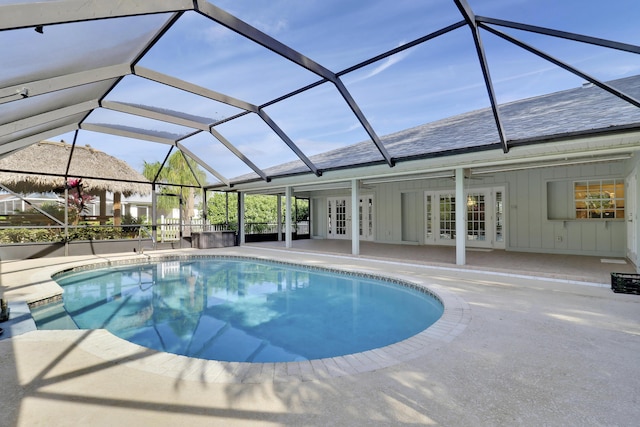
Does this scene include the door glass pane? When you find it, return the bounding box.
[359,199,363,237]
[367,197,373,237]
[439,194,455,240]
[467,192,486,241]
[495,191,503,242]
[336,200,346,235]
[327,200,332,236]
[425,194,432,239]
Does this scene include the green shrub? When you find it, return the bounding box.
[0,226,139,243]
[68,226,124,241]
[0,228,60,243]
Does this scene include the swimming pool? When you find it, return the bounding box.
[47,256,443,363]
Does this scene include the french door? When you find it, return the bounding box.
[359,196,374,241]
[327,196,374,240]
[327,198,349,239]
[425,187,505,248]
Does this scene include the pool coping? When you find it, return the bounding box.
[15,250,471,383]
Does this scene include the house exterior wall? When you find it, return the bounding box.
[508,162,626,256]
[308,159,633,258]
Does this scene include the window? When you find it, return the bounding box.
[575,180,624,219]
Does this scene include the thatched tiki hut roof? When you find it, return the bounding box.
[0,140,151,225]
[0,140,150,196]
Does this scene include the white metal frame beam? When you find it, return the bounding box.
[0,124,79,157]
[176,142,229,186]
[194,1,334,81]
[101,100,211,131]
[134,66,320,176]
[102,100,269,181]
[256,110,320,176]
[0,64,131,105]
[134,66,258,112]
[334,79,394,167]
[454,0,508,153]
[209,128,268,182]
[80,122,230,186]
[476,16,640,55]
[194,0,393,168]
[481,25,640,110]
[0,101,98,138]
[80,123,177,145]
[0,0,194,31]
[0,0,636,196]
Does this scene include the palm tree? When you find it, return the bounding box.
[142,151,206,221]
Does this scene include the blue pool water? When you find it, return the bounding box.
[48,257,443,363]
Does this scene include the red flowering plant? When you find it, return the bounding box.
[65,178,95,224]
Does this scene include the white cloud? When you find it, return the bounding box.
[254,18,289,35]
[348,44,412,84]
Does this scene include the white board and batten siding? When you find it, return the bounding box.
[309,159,638,259]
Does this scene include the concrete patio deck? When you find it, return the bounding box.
[1,245,639,426]
[252,239,637,285]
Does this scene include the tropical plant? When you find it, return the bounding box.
[143,151,206,221]
[65,178,95,225]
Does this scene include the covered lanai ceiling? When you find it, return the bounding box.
[1,0,640,193]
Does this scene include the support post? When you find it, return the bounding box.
[351,179,360,255]
[64,187,69,256]
[277,194,282,242]
[294,198,298,234]
[178,194,183,249]
[455,168,466,265]
[225,192,229,228]
[151,183,157,245]
[238,192,245,245]
[202,188,207,229]
[285,186,292,248]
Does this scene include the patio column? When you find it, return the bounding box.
[64,187,69,256]
[238,192,245,245]
[225,192,229,228]
[151,183,157,244]
[285,186,292,248]
[455,168,466,265]
[277,194,282,242]
[202,188,207,226]
[178,193,183,249]
[351,179,360,255]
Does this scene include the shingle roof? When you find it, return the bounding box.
[233,75,640,182]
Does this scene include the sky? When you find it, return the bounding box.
[33,0,640,184]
